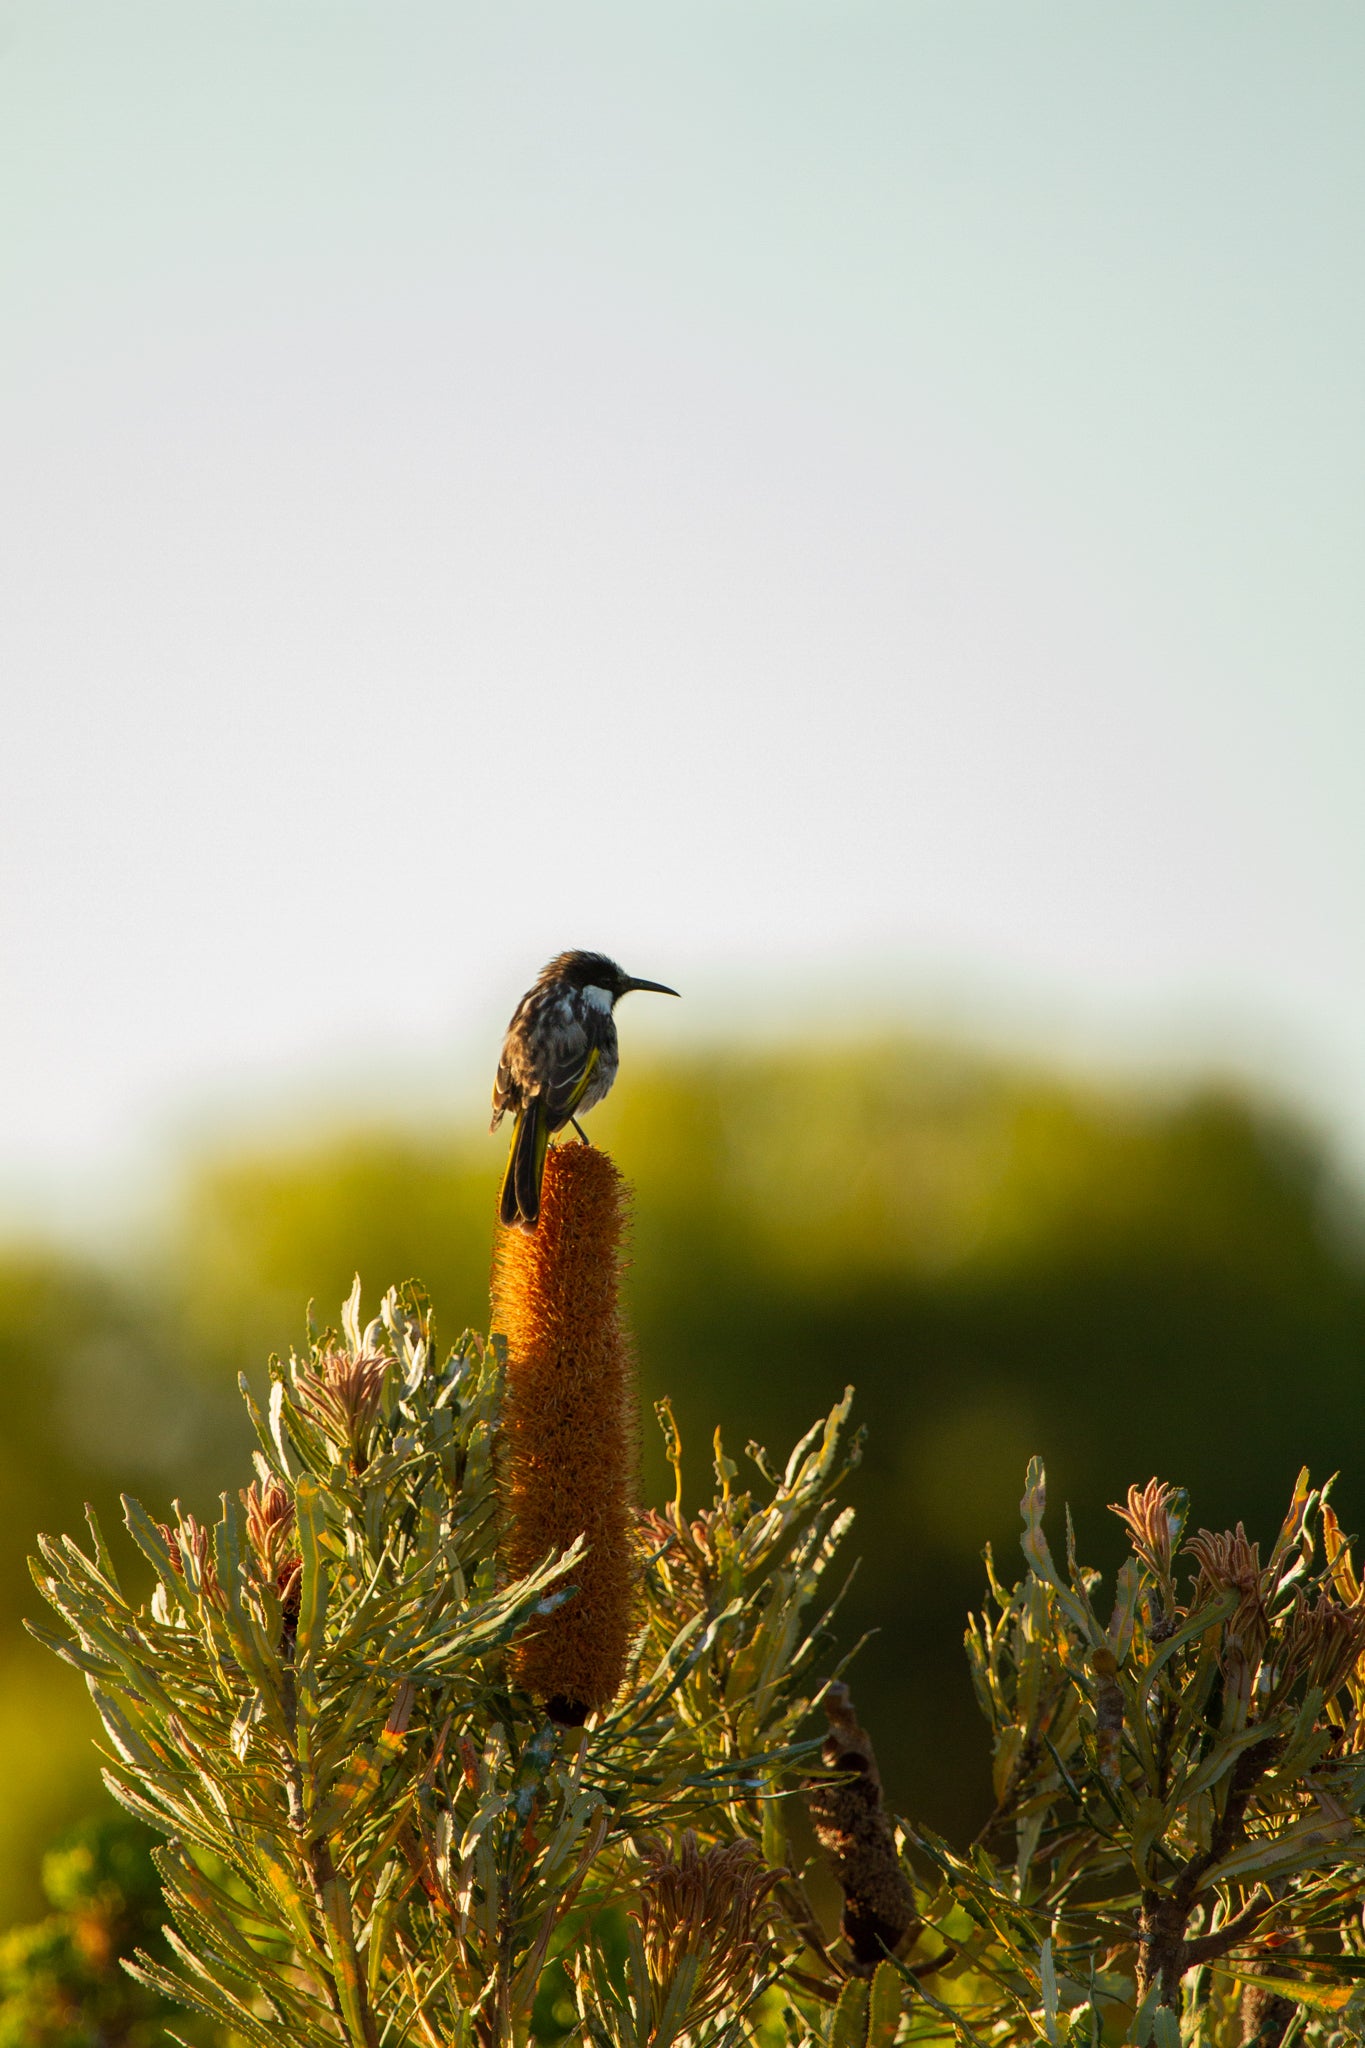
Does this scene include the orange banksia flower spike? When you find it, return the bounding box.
[493,1142,639,1723]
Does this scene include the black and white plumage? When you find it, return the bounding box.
[491,950,680,1229]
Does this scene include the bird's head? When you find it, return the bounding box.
[542,950,680,1008]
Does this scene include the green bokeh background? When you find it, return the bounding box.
[4,1038,1362,1928]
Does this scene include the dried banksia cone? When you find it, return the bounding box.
[805,1682,917,1970]
[493,1142,638,1724]
[1241,1978,1297,2048]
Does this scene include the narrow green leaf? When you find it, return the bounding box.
[295,1473,329,1673]
[310,1744,385,1837]
[1039,1938,1060,2046]
[654,1951,702,2048]
[270,1378,300,1479]
[320,1859,378,2048]
[238,1370,280,1469]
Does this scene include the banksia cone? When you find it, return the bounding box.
[805,1682,917,1970]
[493,1142,638,1723]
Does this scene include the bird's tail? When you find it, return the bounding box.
[499,1099,551,1229]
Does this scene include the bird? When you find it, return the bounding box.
[491,950,679,1229]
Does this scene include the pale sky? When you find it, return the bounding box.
[2,2,1363,1225]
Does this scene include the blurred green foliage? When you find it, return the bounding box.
[0,1256,243,1921]
[0,1809,211,2046]
[3,1036,1363,1928]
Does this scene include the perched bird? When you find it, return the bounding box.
[491,950,679,1229]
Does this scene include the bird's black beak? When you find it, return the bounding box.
[620,977,680,998]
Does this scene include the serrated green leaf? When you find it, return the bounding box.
[867,1958,902,2047]
[319,1858,378,2048]
[1151,2005,1181,2048]
[1039,1937,1060,2045]
[125,1948,278,2048]
[121,1493,180,1582]
[253,1832,330,1969]
[1130,1980,1163,2047]
[831,1975,870,2048]
[82,1501,117,1582]
[23,1617,116,1680]
[1127,1796,1168,1882]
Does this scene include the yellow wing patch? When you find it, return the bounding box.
[561,1044,601,1120]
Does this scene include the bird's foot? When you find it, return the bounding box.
[570,1117,592,1144]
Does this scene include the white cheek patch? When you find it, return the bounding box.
[582,984,613,1013]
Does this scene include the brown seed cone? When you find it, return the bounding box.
[492,1142,639,1723]
[1240,1980,1297,2048]
[805,1681,918,1971]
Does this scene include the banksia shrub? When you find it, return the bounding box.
[27,1176,1365,2046]
[910,1460,1365,2047]
[492,1142,638,1722]
[31,1273,874,2046]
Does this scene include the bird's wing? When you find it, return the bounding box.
[490,1052,516,1130]
[490,989,539,1129]
[542,1041,601,1129]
